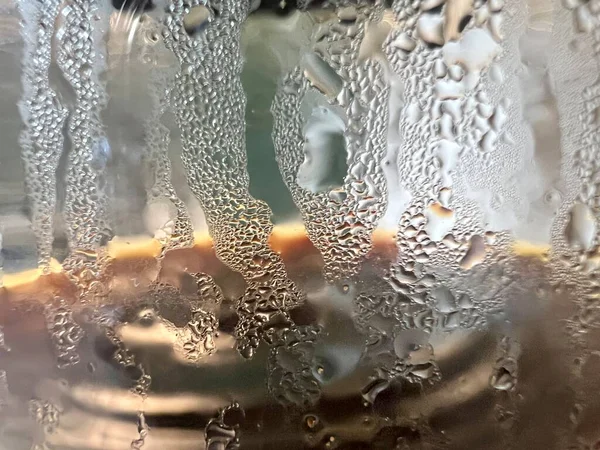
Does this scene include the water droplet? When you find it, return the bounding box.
[303,414,322,432]
[361,378,390,405]
[205,401,244,450]
[425,203,455,241]
[302,53,344,99]
[459,234,486,269]
[490,366,516,391]
[297,108,347,193]
[183,5,212,36]
[566,202,596,251]
[131,411,149,450]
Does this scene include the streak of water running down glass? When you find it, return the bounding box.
[0,0,599,449]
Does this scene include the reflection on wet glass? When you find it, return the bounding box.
[0,0,599,448]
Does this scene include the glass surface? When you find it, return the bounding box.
[0,0,598,448]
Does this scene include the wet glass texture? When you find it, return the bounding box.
[0,0,599,448]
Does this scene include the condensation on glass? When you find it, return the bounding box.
[0,0,598,448]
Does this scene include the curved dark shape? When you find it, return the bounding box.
[111,0,155,12]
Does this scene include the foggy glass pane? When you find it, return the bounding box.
[0,0,597,448]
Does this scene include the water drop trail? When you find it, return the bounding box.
[17,0,68,269]
[130,411,149,449]
[272,4,390,282]
[56,0,112,266]
[163,0,304,358]
[141,17,194,254]
[45,297,85,369]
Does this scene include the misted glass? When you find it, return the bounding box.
[0,0,597,449]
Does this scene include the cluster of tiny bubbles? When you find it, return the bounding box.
[29,396,63,450]
[0,325,10,353]
[339,0,518,411]
[149,274,223,362]
[352,183,502,399]
[383,0,507,205]
[161,0,304,359]
[410,197,514,321]
[137,15,195,255]
[353,274,451,406]
[5,0,576,447]
[61,248,112,304]
[271,0,391,282]
[205,401,244,450]
[55,0,113,259]
[15,0,119,364]
[362,199,484,331]
[29,399,61,434]
[92,305,152,396]
[17,0,69,269]
[44,296,85,369]
[267,324,323,408]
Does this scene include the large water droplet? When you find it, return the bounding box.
[565,202,596,251]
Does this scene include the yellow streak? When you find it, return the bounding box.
[2,258,62,289]
[107,236,162,259]
[1,226,551,291]
[511,240,550,261]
